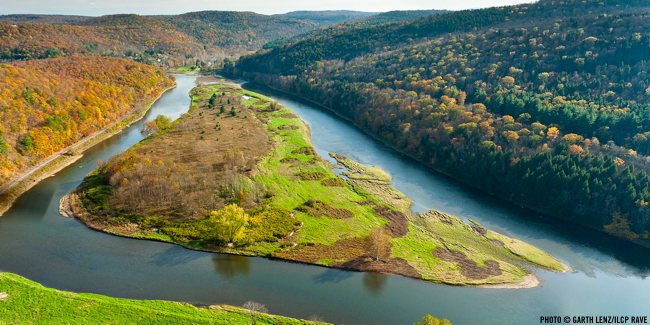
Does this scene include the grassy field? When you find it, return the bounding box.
[0,272,322,324]
[62,84,567,287]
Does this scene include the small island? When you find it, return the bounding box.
[61,84,567,287]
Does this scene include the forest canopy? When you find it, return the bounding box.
[0,55,173,185]
[233,0,650,243]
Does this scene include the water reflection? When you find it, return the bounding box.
[362,273,387,295]
[212,254,250,278]
[150,245,203,267]
[313,268,354,284]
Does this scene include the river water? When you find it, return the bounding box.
[0,75,648,325]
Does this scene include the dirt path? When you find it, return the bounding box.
[0,121,119,194]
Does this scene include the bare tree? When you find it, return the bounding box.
[242,301,268,325]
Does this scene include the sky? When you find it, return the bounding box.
[1,0,536,16]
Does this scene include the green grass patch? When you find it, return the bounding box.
[0,273,323,324]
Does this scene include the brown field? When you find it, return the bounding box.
[104,86,271,220]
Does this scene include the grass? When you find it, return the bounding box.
[176,66,201,73]
[66,84,567,287]
[0,272,324,325]
[483,227,568,272]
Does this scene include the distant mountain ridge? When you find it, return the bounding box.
[274,10,376,25]
[0,10,389,66]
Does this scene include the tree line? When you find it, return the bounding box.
[232,0,650,243]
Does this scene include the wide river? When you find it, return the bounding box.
[1,74,649,325]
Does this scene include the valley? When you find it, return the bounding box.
[1,1,649,323]
[61,83,565,287]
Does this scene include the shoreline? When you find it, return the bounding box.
[57,82,559,289]
[58,192,541,289]
[0,83,176,217]
[240,77,650,249]
[479,274,540,289]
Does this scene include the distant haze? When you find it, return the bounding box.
[2,0,536,16]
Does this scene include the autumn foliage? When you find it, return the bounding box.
[0,55,173,185]
[234,0,650,241]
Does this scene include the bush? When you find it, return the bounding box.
[245,208,299,243]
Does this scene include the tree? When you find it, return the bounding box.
[230,107,237,116]
[208,204,249,244]
[414,314,452,325]
[208,93,217,109]
[242,301,268,325]
[603,212,639,240]
[367,228,391,261]
[547,127,560,140]
[500,76,515,87]
[142,115,172,136]
[21,135,34,152]
[0,133,9,156]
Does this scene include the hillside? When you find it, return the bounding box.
[61,84,565,287]
[163,11,318,57]
[233,0,650,244]
[0,14,89,24]
[0,10,372,66]
[0,19,205,66]
[361,10,447,25]
[274,11,376,25]
[0,55,173,186]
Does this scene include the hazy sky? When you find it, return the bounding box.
[2,0,536,16]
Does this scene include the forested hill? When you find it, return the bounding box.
[0,15,88,24]
[360,10,447,25]
[0,56,173,185]
[273,11,376,25]
[0,11,380,67]
[233,0,650,245]
[237,0,650,74]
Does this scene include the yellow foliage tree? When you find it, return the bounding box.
[208,204,249,244]
[547,127,560,140]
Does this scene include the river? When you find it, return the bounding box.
[0,74,648,325]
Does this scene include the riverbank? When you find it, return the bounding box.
[0,83,176,218]
[62,83,567,288]
[240,78,650,249]
[0,272,325,324]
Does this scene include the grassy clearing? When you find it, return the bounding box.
[0,272,323,325]
[176,66,201,73]
[65,84,566,287]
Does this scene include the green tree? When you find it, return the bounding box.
[21,135,34,152]
[142,115,172,136]
[208,93,217,109]
[0,133,9,156]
